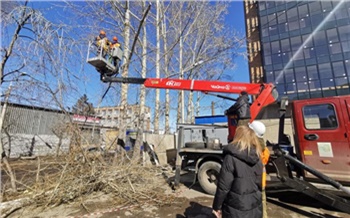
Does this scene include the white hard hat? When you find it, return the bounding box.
[248,121,266,138]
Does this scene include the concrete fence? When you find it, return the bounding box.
[3,134,70,158]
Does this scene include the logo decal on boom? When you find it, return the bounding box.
[210,85,231,91]
[166,80,181,87]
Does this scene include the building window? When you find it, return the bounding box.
[303,47,316,59]
[311,13,323,27]
[282,52,292,64]
[263,42,271,55]
[321,1,333,12]
[297,81,309,93]
[284,68,295,82]
[309,2,321,15]
[335,7,348,20]
[307,65,318,80]
[272,53,282,65]
[260,16,268,26]
[335,77,349,90]
[308,80,321,91]
[271,41,280,54]
[266,1,275,9]
[298,4,308,17]
[274,70,284,84]
[278,23,288,34]
[261,27,269,37]
[319,63,332,79]
[324,9,336,21]
[292,50,304,61]
[315,45,329,57]
[341,41,350,53]
[259,1,266,11]
[314,31,327,46]
[281,38,291,52]
[277,11,286,23]
[289,20,300,31]
[268,13,277,26]
[276,83,286,95]
[346,60,350,75]
[113,110,119,116]
[266,71,274,82]
[302,34,313,48]
[332,61,346,77]
[320,78,335,88]
[264,55,272,65]
[327,28,339,43]
[299,17,311,29]
[268,26,278,36]
[339,25,350,41]
[286,82,297,94]
[291,36,302,51]
[329,43,342,54]
[295,66,307,82]
[287,7,298,21]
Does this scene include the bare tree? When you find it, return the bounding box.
[1,1,88,191]
[154,0,161,134]
[156,2,244,128]
[0,87,17,191]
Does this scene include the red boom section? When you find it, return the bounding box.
[143,78,263,94]
[143,78,277,121]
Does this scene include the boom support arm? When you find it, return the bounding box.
[102,76,278,121]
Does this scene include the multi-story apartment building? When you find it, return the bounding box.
[245,0,350,100]
[94,104,151,131]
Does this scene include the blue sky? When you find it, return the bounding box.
[226,1,249,83]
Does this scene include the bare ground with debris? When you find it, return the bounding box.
[0,153,179,218]
[1,156,350,218]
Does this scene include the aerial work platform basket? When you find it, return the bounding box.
[86,41,122,76]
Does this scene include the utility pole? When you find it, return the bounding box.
[211,101,215,116]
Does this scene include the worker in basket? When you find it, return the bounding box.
[109,36,121,68]
[95,30,110,58]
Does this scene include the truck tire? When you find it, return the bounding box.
[185,142,205,149]
[198,161,221,195]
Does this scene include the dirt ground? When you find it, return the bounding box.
[1,157,350,218]
[6,179,349,218]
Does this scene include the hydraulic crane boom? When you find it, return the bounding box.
[102,76,278,123]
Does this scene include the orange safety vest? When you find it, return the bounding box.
[261,148,270,189]
[110,42,120,49]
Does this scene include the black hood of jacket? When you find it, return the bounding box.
[223,143,260,166]
[241,94,249,102]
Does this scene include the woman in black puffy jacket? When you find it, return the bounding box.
[212,125,263,218]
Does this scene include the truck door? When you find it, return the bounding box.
[293,97,350,182]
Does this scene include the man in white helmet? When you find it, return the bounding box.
[249,121,269,218]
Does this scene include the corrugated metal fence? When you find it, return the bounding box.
[3,105,69,135]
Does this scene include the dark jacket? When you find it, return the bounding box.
[212,144,263,218]
[226,94,251,119]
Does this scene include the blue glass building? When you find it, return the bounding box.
[245,1,350,100]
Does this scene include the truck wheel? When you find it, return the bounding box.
[198,161,221,195]
[185,142,205,149]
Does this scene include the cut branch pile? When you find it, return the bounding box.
[1,154,178,216]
